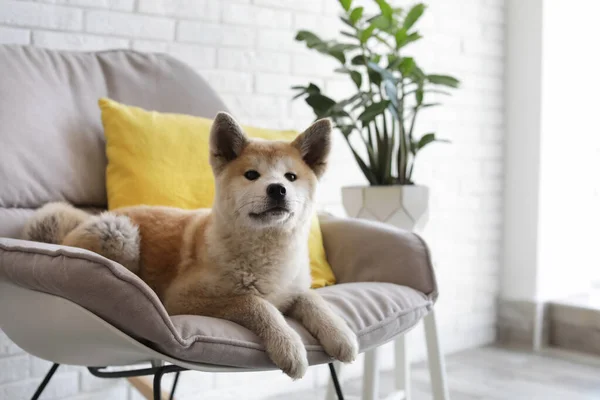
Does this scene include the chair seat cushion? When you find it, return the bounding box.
[0,238,432,368]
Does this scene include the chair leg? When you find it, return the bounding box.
[153,365,186,400]
[31,363,60,400]
[394,334,410,399]
[328,362,345,400]
[325,361,343,400]
[169,371,181,400]
[153,369,164,400]
[362,348,379,400]
[424,311,449,400]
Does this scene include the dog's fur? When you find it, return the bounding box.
[23,112,358,379]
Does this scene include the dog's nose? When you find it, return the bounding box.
[267,183,286,201]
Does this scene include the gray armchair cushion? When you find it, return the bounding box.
[0,45,229,237]
[320,214,438,300]
[0,216,435,368]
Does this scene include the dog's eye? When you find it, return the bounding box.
[244,170,260,181]
[285,173,297,182]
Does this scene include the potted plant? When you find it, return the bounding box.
[293,0,459,231]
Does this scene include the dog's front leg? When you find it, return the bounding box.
[287,290,358,363]
[165,294,308,379]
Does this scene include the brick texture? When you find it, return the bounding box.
[0,0,504,398]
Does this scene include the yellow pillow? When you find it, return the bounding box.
[99,98,335,288]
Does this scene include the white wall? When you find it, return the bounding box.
[0,0,505,399]
[502,0,600,303]
[536,0,600,301]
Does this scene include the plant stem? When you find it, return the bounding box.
[365,124,379,181]
[343,135,378,185]
[408,105,419,152]
[397,78,408,184]
[381,113,390,184]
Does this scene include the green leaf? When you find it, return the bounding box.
[349,7,364,24]
[358,100,391,123]
[387,54,400,68]
[349,146,379,185]
[329,43,360,52]
[411,65,426,81]
[370,14,392,30]
[305,94,336,116]
[367,61,396,82]
[359,24,376,44]
[295,30,321,45]
[350,93,372,111]
[341,31,358,39]
[291,83,322,99]
[339,0,352,12]
[307,83,321,94]
[398,57,415,75]
[296,31,356,64]
[405,87,450,97]
[419,102,441,109]
[329,51,346,63]
[337,92,366,108]
[375,0,393,17]
[334,67,352,74]
[403,3,426,30]
[427,74,460,88]
[351,55,367,65]
[383,80,398,108]
[416,87,424,105]
[394,28,407,48]
[338,125,354,137]
[414,133,450,153]
[405,32,422,46]
[387,101,399,120]
[350,71,362,88]
[340,16,355,28]
[333,67,362,88]
[295,31,328,53]
[368,69,382,86]
[418,133,437,150]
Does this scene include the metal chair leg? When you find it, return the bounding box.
[31,363,60,400]
[154,365,186,400]
[325,361,343,400]
[328,362,345,400]
[169,371,181,400]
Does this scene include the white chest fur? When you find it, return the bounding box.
[204,224,312,310]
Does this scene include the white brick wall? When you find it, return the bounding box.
[0,0,504,398]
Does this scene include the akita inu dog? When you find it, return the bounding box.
[23,112,358,379]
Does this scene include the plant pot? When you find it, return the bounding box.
[342,185,429,232]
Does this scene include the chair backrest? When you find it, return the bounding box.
[0,45,229,238]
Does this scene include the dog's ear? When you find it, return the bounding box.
[210,112,248,170]
[292,118,332,179]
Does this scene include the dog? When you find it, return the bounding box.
[22,112,358,379]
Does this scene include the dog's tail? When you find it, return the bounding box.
[23,202,140,273]
[22,202,91,244]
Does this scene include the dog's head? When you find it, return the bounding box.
[209,112,331,231]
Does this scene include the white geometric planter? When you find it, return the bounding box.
[341,184,429,232]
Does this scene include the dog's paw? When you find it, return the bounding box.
[266,331,308,380]
[320,317,359,363]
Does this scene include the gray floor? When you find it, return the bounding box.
[267,346,600,400]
